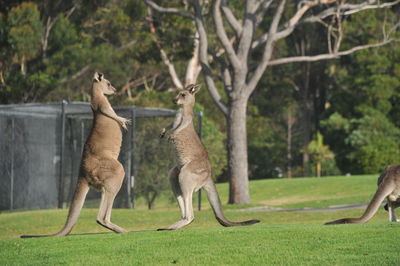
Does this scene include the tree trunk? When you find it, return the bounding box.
[20,56,26,76]
[227,98,250,204]
[287,108,294,178]
[316,160,321,178]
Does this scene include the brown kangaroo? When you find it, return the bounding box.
[325,164,400,225]
[21,72,130,238]
[159,84,260,230]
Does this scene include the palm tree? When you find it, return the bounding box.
[302,132,334,177]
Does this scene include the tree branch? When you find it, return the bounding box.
[143,0,194,19]
[237,0,258,63]
[221,0,242,36]
[184,31,202,86]
[267,39,393,66]
[147,7,183,89]
[253,0,400,49]
[213,0,241,70]
[255,0,274,27]
[247,0,286,95]
[193,0,228,116]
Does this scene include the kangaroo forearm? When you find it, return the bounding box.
[100,106,123,124]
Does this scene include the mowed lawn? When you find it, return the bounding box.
[1,175,398,265]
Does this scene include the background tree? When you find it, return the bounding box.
[0,0,399,208]
[322,8,400,174]
[144,0,400,204]
[302,132,334,177]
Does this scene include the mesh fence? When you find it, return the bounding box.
[0,102,202,211]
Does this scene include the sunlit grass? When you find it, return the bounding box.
[1,174,396,265]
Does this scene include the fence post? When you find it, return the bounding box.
[58,100,67,209]
[197,111,203,211]
[130,108,136,208]
[10,117,15,210]
[123,109,134,209]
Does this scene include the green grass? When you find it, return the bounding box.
[0,222,398,265]
[1,174,397,265]
[129,174,379,210]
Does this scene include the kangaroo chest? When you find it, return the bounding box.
[170,127,205,166]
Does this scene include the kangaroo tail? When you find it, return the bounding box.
[325,179,393,225]
[21,179,89,238]
[203,179,260,227]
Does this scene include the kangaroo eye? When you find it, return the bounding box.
[181,93,186,97]
[107,82,111,86]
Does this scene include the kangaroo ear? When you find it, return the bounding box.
[187,84,201,95]
[93,72,104,82]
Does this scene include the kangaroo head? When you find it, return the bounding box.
[173,84,201,105]
[93,72,116,95]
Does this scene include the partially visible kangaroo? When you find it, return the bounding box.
[159,84,260,230]
[21,72,130,238]
[325,164,400,225]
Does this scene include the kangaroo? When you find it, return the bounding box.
[159,84,260,230]
[21,72,130,238]
[325,164,400,225]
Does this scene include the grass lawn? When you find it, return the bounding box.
[1,174,398,265]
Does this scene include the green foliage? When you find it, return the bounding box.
[7,2,42,66]
[346,111,400,174]
[301,132,335,177]
[321,9,400,175]
[134,118,173,209]
[247,114,287,179]
[0,1,399,179]
[302,132,334,162]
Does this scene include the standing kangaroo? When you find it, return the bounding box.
[325,164,400,225]
[21,72,130,238]
[159,84,260,230]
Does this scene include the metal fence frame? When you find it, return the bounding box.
[0,101,203,211]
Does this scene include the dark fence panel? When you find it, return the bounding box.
[0,102,202,211]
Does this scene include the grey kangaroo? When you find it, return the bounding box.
[325,164,400,225]
[159,84,260,230]
[21,72,130,237]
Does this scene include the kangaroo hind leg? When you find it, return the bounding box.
[96,160,128,233]
[169,166,185,219]
[158,167,198,231]
[387,199,400,222]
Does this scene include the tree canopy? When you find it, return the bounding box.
[0,1,399,205]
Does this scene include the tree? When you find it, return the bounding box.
[144,0,400,204]
[321,7,400,175]
[7,2,42,76]
[302,131,334,177]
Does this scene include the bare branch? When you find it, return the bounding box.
[193,0,228,116]
[59,65,90,84]
[254,0,400,49]
[267,39,393,66]
[184,32,202,86]
[208,48,233,93]
[343,0,400,15]
[117,39,137,50]
[143,0,194,19]
[247,0,286,95]
[213,0,241,70]
[237,0,259,63]
[147,7,183,89]
[42,5,78,59]
[221,0,242,36]
[255,0,274,27]
[333,6,344,53]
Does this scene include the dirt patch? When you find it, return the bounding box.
[238,203,370,213]
[260,194,349,206]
